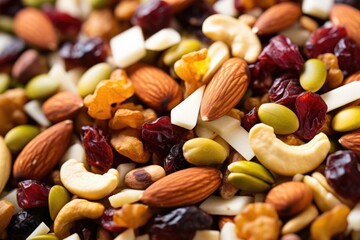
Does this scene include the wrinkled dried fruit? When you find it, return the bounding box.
[113,203,152,229]
[17,180,51,209]
[164,141,193,174]
[101,207,125,233]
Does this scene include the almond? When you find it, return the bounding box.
[253,2,301,35]
[330,4,360,47]
[13,120,73,180]
[141,167,222,207]
[42,91,83,123]
[126,63,183,111]
[200,58,249,121]
[265,181,313,217]
[339,129,360,157]
[13,8,58,50]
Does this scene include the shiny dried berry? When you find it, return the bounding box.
[82,126,113,173]
[304,26,347,58]
[334,37,360,76]
[249,62,273,95]
[164,141,193,174]
[241,107,260,132]
[17,180,51,209]
[295,91,327,140]
[325,150,360,202]
[101,207,124,233]
[149,206,213,240]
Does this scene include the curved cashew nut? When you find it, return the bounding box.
[60,158,120,200]
[249,123,330,176]
[202,14,261,63]
[54,199,105,239]
[281,204,318,235]
[0,136,11,194]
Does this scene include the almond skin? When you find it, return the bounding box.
[141,167,222,207]
[200,58,249,121]
[265,181,313,217]
[253,2,301,35]
[13,8,58,50]
[13,120,73,180]
[330,4,360,47]
[42,91,83,123]
[126,63,183,111]
[339,129,360,157]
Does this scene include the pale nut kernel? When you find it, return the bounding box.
[281,204,318,235]
[54,199,105,239]
[183,137,228,166]
[299,16,319,32]
[124,165,166,190]
[113,203,153,229]
[48,185,71,221]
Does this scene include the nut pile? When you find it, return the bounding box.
[1,0,360,239]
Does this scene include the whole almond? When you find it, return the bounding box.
[13,8,58,50]
[141,167,222,207]
[265,181,313,216]
[330,4,360,47]
[339,129,360,157]
[13,120,73,180]
[126,63,183,111]
[42,91,83,123]
[253,2,301,35]
[200,58,249,121]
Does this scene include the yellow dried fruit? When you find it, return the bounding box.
[113,203,153,229]
[109,108,144,130]
[234,202,282,240]
[318,53,344,91]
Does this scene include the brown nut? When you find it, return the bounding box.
[265,181,313,216]
[0,200,14,234]
[339,129,360,157]
[113,203,153,229]
[125,165,166,190]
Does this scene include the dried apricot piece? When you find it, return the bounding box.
[113,203,153,229]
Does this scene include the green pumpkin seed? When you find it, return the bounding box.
[300,58,327,92]
[48,185,71,220]
[163,39,202,66]
[332,106,360,132]
[22,0,55,7]
[228,172,271,193]
[25,74,59,99]
[228,161,274,184]
[0,73,11,93]
[4,125,41,153]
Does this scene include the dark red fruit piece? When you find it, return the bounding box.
[295,91,327,140]
[164,141,193,174]
[131,0,172,35]
[59,37,107,70]
[17,180,51,209]
[70,219,98,240]
[0,37,25,66]
[304,26,347,58]
[248,62,273,95]
[325,150,360,202]
[241,107,260,132]
[258,35,304,73]
[101,207,125,233]
[268,72,303,109]
[82,126,113,173]
[334,37,360,76]
[149,206,213,240]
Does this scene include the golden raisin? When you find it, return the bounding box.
[113,203,153,229]
[318,53,344,91]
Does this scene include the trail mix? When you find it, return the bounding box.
[1,0,360,239]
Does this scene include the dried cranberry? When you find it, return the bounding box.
[131,0,172,35]
[258,35,304,73]
[295,91,327,140]
[164,141,193,174]
[249,62,273,95]
[59,37,107,70]
[70,219,98,240]
[304,26,347,58]
[149,206,213,240]
[82,126,113,173]
[141,116,188,159]
[101,207,125,233]
[325,150,360,202]
[17,180,51,209]
[241,107,260,132]
[0,37,25,66]
[268,72,303,109]
[334,37,360,76]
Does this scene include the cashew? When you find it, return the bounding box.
[249,123,330,176]
[54,199,105,239]
[60,158,119,200]
[0,136,11,194]
[348,202,360,231]
[281,204,318,235]
[202,14,261,63]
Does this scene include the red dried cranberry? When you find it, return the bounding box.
[334,37,360,76]
[149,206,213,240]
[131,0,172,35]
[164,141,193,174]
[82,126,113,173]
[241,107,260,132]
[59,37,107,70]
[325,150,360,202]
[268,72,303,109]
[304,26,347,58]
[101,207,125,233]
[249,62,273,95]
[258,35,304,73]
[295,91,327,140]
[0,37,25,66]
[17,180,51,209]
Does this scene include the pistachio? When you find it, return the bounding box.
[300,58,327,92]
[258,103,299,135]
[4,125,40,153]
[0,73,11,94]
[332,106,360,132]
[48,185,71,220]
[25,74,60,99]
[183,137,228,166]
[163,39,202,66]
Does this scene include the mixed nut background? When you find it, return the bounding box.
[1,0,360,239]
